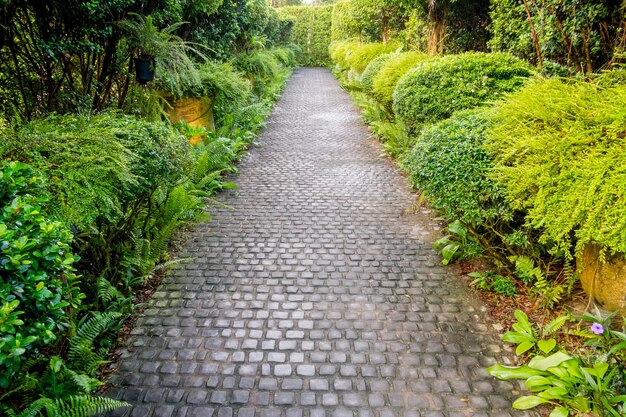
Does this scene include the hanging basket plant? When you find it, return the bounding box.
[134,56,155,84]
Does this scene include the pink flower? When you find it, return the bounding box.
[591,323,604,335]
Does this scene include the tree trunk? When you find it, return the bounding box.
[522,0,543,68]
[427,1,448,56]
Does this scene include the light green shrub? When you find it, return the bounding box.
[485,79,626,256]
[372,51,427,109]
[329,40,359,70]
[360,53,393,94]
[344,42,399,74]
[393,52,531,133]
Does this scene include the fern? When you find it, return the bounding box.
[68,312,121,375]
[11,395,129,417]
[96,277,127,307]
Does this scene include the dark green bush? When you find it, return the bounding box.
[360,53,393,94]
[393,52,531,133]
[371,51,427,109]
[0,161,84,388]
[485,79,626,256]
[403,109,544,271]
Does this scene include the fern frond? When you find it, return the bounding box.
[12,398,54,417]
[96,277,125,305]
[69,312,121,375]
[567,328,596,339]
[54,395,129,417]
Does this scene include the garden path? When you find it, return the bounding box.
[105,68,531,417]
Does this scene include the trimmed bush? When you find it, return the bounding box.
[277,5,333,66]
[344,42,399,74]
[403,109,550,272]
[485,79,626,256]
[393,52,531,133]
[403,110,510,227]
[372,51,427,109]
[360,53,393,94]
[329,40,359,71]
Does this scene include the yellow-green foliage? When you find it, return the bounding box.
[485,79,626,256]
[329,40,359,70]
[277,5,333,66]
[360,53,393,94]
[345,42,399,74]
[372,51,427,108]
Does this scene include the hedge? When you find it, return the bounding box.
[277,5,333,66]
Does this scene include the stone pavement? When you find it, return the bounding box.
[105,68,531,417]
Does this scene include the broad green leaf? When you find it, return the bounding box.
[537,338,557,354]
[538,386,568,400]
[525,375,555,389]
[488,364,545,380]
[513,309,533,335]
[549,406,569,417]
[503,331,533,345]
[528,352,572,371]
[515,341,535,355]
[513,395,548,409]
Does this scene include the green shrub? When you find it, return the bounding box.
[0,112,193,283]
[345,42,399,74]
[0,161,84,388]
[393,52,531,133]
[372,51,427,109]
[233,50,281,82]
[402,109,546,271]
[360,53,393,94]
[485,79,626,256]
[269,46,297,68]
[329,40,359,70]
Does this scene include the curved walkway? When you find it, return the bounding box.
[106,68,529,417]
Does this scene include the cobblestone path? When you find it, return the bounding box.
[106,68,529,417]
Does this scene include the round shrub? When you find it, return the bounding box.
[485,79,626,256]
[393,52,531,133]
[361,53,393,94]
[345,42,399,74]
[403,109,511,227]
[372,51,427,109]
[403,109,542,270]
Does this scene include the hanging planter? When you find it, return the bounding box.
[134,56,155,84]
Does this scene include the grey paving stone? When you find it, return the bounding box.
[102,68,535,417]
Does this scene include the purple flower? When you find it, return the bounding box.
[591,323,604,335]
